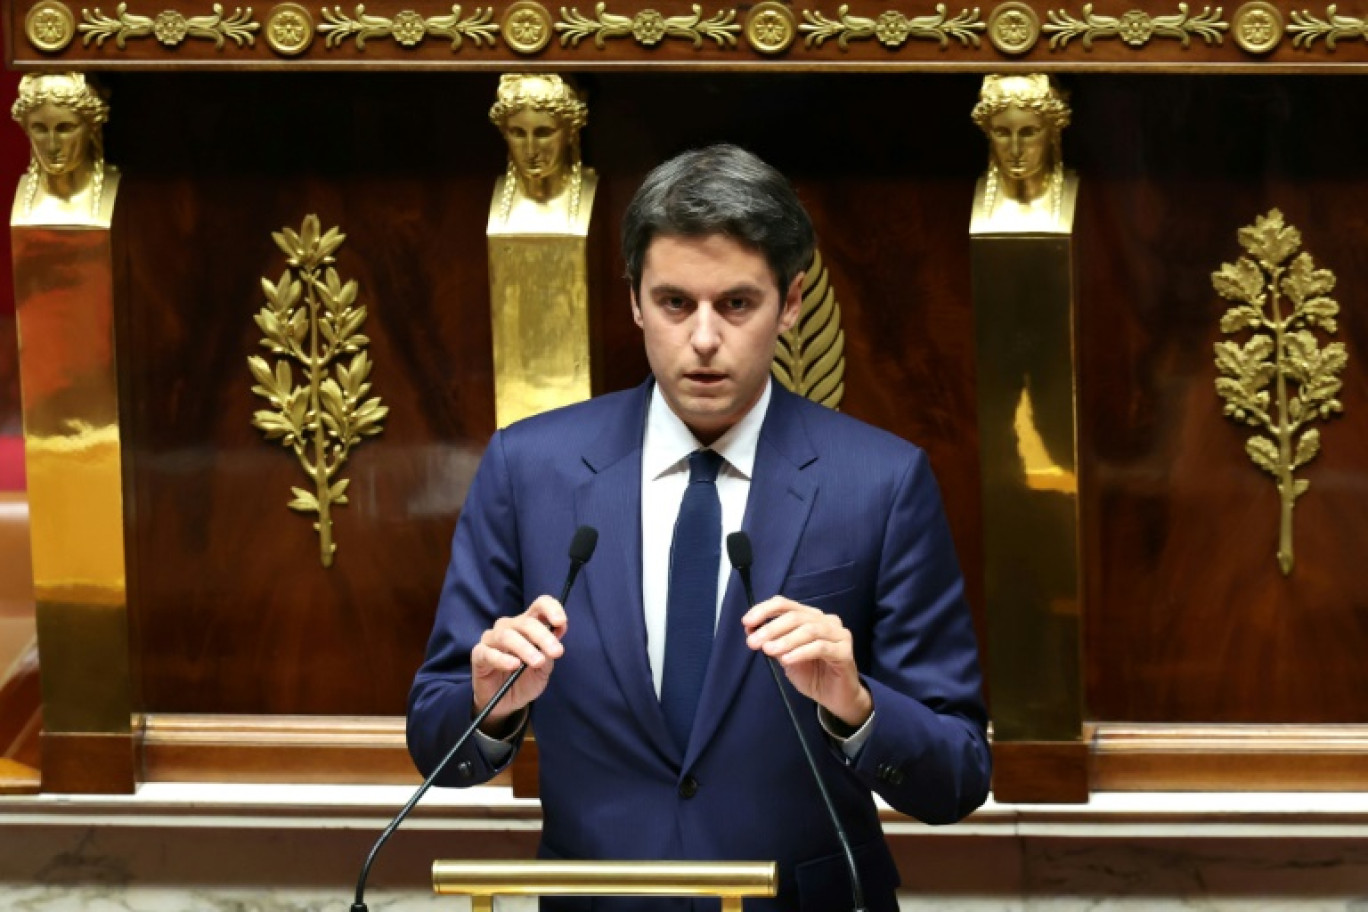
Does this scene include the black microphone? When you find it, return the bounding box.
[726,531,867,912]
[350,525,599,912]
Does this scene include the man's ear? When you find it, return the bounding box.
[630,289,644,329]
[778,272,804,334]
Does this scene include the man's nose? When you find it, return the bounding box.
[690,304,721,353]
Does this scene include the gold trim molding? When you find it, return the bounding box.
[319,4,499,49]
[1043,2,1228,49]
[1211,208,1347,576]
[249,215,388,568]
[988,0,1041,52]
[265,1,315,54]
[502,0,553,51]
[556,3,741,48]
[1288,4,1368,49]
[80,2,260,48]
[745,0,798,53]
[800,3,986,49]
[26,1,77,52]
[1232,0,1283,52]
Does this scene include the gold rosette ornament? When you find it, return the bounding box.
[249,215,388,568]
[1211,208,1347,576]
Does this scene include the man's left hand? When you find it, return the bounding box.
[742,597,873,729]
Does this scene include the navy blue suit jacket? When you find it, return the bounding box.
[408,379,991,912]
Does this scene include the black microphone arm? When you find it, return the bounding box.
[726,531,868,912]
[351,525,599,912]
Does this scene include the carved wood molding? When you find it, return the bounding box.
[140,713,513,786]
[1091,723,1368,791]
[15,0,1368,69]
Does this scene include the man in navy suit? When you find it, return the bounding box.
[408,144,991,911]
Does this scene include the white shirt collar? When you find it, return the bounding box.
[643,379,771,481]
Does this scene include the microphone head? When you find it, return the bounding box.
[569,526,599,564]
[726,531,753,570]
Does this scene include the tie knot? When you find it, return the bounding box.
[687,449,723,483]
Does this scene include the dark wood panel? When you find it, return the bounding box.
[1075,77,1368,723]
[114,72,990,718]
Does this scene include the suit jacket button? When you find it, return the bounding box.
[678,775,699,799]
[456,761,473,779]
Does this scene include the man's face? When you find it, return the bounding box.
[632,234,801,445]
[504,107,568,182]
[988,105,1050,183]
[24,102,90,178]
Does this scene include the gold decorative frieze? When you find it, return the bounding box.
[265,1,314,53]
[773,250,845,409]
[1288,4,1367,49]
[80,3,259,48]
[1211,208,1347,576]
[745,0,797,53]
[1043,3,1227,48]
[319,4,498,49]
[800,3,985,48]
[502,0,553,51]
[556,3,741,48]
[26,1,77,52]
[249,215,388,568]
[988,0,1041,52]
[1232,0,1282,52]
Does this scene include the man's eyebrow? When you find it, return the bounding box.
[646,282,767,298]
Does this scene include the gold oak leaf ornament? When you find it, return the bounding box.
[1211,208,1347,575]
[249,215,388,568]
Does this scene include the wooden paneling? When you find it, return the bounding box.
[1074,76,1368,724]
[992,740,1089,804]
[111,72,991,721]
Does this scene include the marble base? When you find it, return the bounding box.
[2,787,1368,911]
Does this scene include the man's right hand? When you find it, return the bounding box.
[471,594,567,736]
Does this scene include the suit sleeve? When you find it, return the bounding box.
[841,449,993,824]
[407,430,528,786]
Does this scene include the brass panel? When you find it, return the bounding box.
[11,224,131,736]
[488,234,593,427]
[433,860,777,898]
[971,233,1082,742]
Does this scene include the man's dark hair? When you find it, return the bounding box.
[622,144,815,298]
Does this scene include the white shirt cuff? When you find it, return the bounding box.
[817,705,875,760]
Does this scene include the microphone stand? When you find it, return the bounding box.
[728,532,868,912]
[350,527,597,911]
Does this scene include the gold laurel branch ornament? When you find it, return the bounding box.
[319,4,499,49]
[1288,4,1367,49]
[249,215,388,568]
[556,3,741,49]
[80,2,259,49]
[800,3,985,49]
[1211,208,1347,576]
[1043,2,1227,49]
[772,250,845,409]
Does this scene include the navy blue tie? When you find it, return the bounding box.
[661,449,724,752]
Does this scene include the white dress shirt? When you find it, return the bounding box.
[640,380,770,696]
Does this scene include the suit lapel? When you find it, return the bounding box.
[685,386,818,766]
[574,381,677,761]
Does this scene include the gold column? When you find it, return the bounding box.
[970,73,1087,803]
[11,73,134,793]
[486,73,597,427]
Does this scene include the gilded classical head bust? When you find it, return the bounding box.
[488,74,595,234]
[10,72,119,227]
[970,74,1075,233]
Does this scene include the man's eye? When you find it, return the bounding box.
[724,298,752,312]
